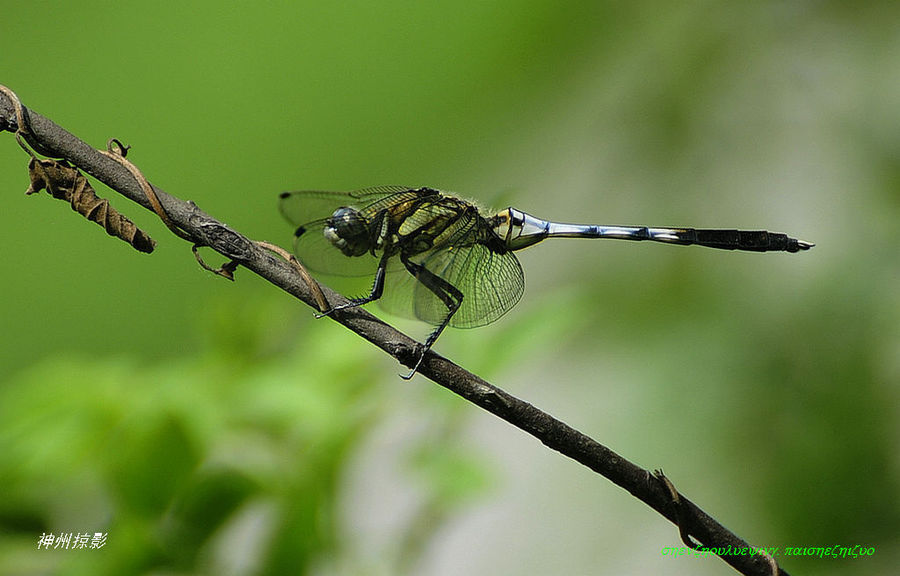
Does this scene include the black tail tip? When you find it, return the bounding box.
[789,239,815,252]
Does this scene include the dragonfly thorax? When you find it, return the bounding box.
[324,207,371,257]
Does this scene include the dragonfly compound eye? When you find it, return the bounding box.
[324,207,370,257]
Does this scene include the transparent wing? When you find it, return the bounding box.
[278,187,419,277]
[287,216,380,277]
[278,187,416,229]
[378,242,524,328]
[426,243,525,328]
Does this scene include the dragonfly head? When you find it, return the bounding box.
[324,207,371,257]
[491,208,550,251]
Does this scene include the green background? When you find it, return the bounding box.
[1,2,897,575]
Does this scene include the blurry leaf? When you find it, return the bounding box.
[106,414,199,517]
[408,443,492,509]
[160,467,259,566]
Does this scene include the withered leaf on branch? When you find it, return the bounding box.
[25,156,156,253]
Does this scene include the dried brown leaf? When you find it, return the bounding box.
[26,157,156,253]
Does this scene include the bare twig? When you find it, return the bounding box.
[0,86,789,576]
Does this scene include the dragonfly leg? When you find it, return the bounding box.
[400,256,463,379]
[316,254,389,318]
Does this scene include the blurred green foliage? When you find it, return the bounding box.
[1,1,898,575]
[0,314,492,575]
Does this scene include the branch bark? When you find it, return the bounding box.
[0,86,787,576]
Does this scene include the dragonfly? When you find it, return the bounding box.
[279,186,813,378]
